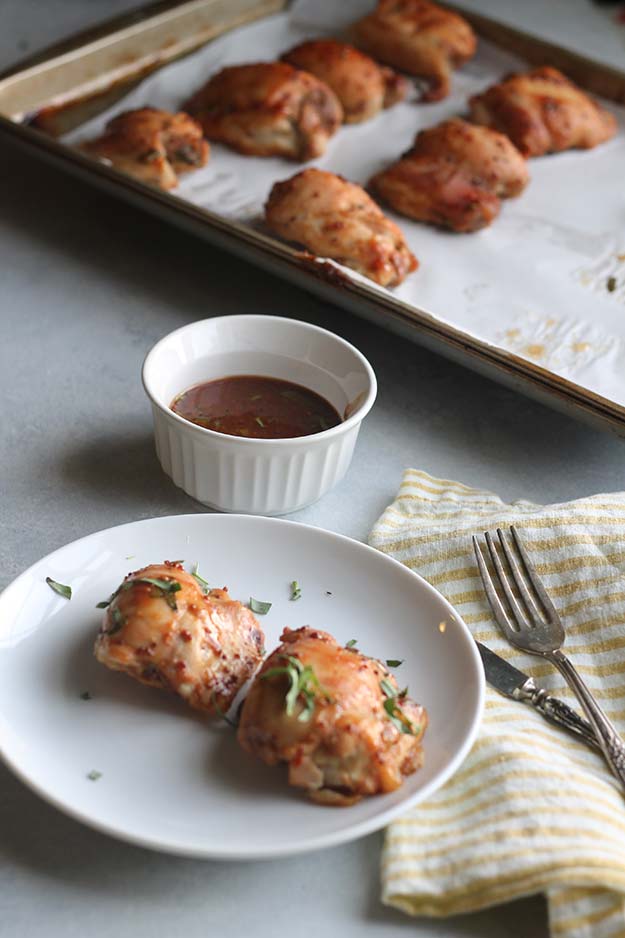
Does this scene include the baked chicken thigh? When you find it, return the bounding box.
[265,168,417,286]
[238,627,427,805]
[183,62,343,160]
[282,39,408,123]
[81,107,209,190]
[370,118,528,232]
[469,66,617,157]
[352,0,476,102]
[94,562,265,714]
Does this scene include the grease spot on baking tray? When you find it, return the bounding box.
[523,344,545,359]
[496,310,616,376]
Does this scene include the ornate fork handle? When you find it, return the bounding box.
[515,679,600,751]
[551,649,625,785]
[473,526,625,790]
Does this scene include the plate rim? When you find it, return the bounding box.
[0,512,485,859]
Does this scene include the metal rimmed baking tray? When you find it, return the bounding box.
[2,0,625,436]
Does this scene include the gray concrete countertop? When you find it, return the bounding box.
[2,3,624,936]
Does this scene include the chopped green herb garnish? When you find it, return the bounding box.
[290,580,302,601]
[79,691,92,701]
[133,576,180,591]
[249,596,272,615]
[385,659,403,668]
[380,678,397,698]
[106,606,126,635]
[383,698,410,733]
[46,577,72,600]
[262,654,331,722]
[255,417,265,428]
[97,576,181,611]
[87,770,102,781]
[191,562,210,594]
[250,394,262,401]
[607,275,617,292]
[380,680,418,735]
[345,639,358,649]
[133,577,182,609]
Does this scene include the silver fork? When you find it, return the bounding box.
[473,525,625,790]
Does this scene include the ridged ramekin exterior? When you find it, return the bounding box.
[143,315,377,515]
[152,405,361,515]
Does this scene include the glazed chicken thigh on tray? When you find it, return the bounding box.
[352,0,476,101]
[469,66,617,156]
[370,118,528,232]
[265,168,417,286]
[238,627,427,805]
[183,62,343,160]
[94,562,265,714]
[282,39,408,124]
[81,107,209,190]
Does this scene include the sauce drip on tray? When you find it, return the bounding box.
[171,375,342,439]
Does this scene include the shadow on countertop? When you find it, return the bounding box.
[57,429,196,511]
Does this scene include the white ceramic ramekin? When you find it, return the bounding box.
[142,315,377,515]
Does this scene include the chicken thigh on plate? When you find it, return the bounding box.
[94,562,265,714]
[238,626,427,805]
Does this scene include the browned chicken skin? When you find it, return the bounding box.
[183,62,343,160]
[265,168,417,286]
[282,39,408,124]
[238,627,427,804]
[370,118,528,232]
[353,0,476,102]
[81,107,209,190]
[411,117,529,197]
[94,562,265,714]
[469,66,617,157]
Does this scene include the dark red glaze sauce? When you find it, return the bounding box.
[170,375,342,439]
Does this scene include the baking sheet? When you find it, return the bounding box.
[64,0,625,406]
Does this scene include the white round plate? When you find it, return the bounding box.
[0,514,483,859]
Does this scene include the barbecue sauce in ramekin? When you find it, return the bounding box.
[171,375,342,439]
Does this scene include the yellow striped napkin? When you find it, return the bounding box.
[369,469,625,938]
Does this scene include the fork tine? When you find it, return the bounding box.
[484,531,530,631]
[510,525,560,622]
[496,528,543,627]
[472,536,517,639]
